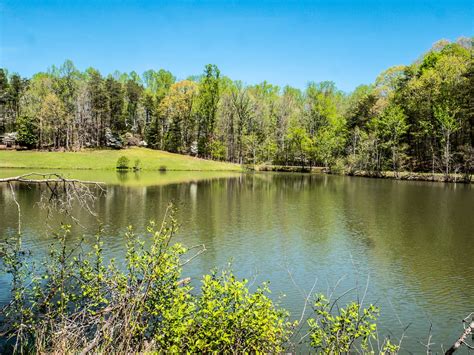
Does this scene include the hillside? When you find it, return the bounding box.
[0,148,242,171]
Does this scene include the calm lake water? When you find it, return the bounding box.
[0,170,473,352]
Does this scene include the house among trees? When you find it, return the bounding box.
[0,132,18,149]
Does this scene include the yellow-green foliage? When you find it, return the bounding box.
[116,155,130,169]
[307,294,399,354]
[185,271,291,352]
[1,207,400,354]
[0,206,290,353]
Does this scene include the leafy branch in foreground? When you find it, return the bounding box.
[306,294,399,354]
[0,204,292,353]
[6,203,471,353]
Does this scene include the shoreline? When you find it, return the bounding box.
[250,165,472,184]
[0,149,471,183]
[336,171,472,184]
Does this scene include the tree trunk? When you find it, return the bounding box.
[445,132,450,179]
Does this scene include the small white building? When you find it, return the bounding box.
[1,132,18,148]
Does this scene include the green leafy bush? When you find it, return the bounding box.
[0,204,399,354]
[184,270,291,352]
[307,294,399,354]
[330,157,346,175]
[210,140,226,161]
[0,206,291,353]
[16,116,38,149]
[116,155,130,170]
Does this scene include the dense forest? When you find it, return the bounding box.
[0,37,472,178]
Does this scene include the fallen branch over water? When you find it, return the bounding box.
[445,313,474,354]
[0,172,105,233]
[0,172,104,185]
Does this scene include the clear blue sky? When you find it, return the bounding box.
[0,0,472,92]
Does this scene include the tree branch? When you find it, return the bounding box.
[0,172,104,185]
[445,314,474,355]
[1,172,105,232]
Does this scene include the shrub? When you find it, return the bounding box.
[0,202,399,354]
[16,116,37,149]
[184,270,291,353]
[306,294,400,353]
[0,206,291,353]
[210,140,226,161]
[308,294,379,353]
[159,165,167,172]
[330,157,346,175]
[133,159,141,171]
[116,155,130,170]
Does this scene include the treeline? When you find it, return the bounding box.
[0,37,472,178]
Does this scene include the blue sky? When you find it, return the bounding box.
[0,0,472,92]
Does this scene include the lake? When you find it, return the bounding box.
[0,170,473,352]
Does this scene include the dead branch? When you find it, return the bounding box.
[445,313,474,354]
[1,172,105,233]
[0,172,104,185]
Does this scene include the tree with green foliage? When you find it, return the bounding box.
[375,105,409,175]
[434,102,461,178]
[105,75,126,133]
[0,37,471,180]
[125,78,144,134]
[196,64,220,158]
[87,68,109,146]
[51,60,79,149]
[143,69,175,101]
[0,69,10,133]
[16,115,37,148]
[160,80,197,153]
[286,126,311,168]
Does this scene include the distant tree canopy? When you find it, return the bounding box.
[1,37,472,177]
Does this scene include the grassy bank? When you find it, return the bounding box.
[0,148,242,171]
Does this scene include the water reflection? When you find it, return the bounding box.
[0,171,472,352]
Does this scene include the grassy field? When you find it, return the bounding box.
[0,148,242,171]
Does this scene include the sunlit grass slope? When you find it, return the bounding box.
[0,148,242,171]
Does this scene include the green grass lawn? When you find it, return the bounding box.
[0,148,242,171]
